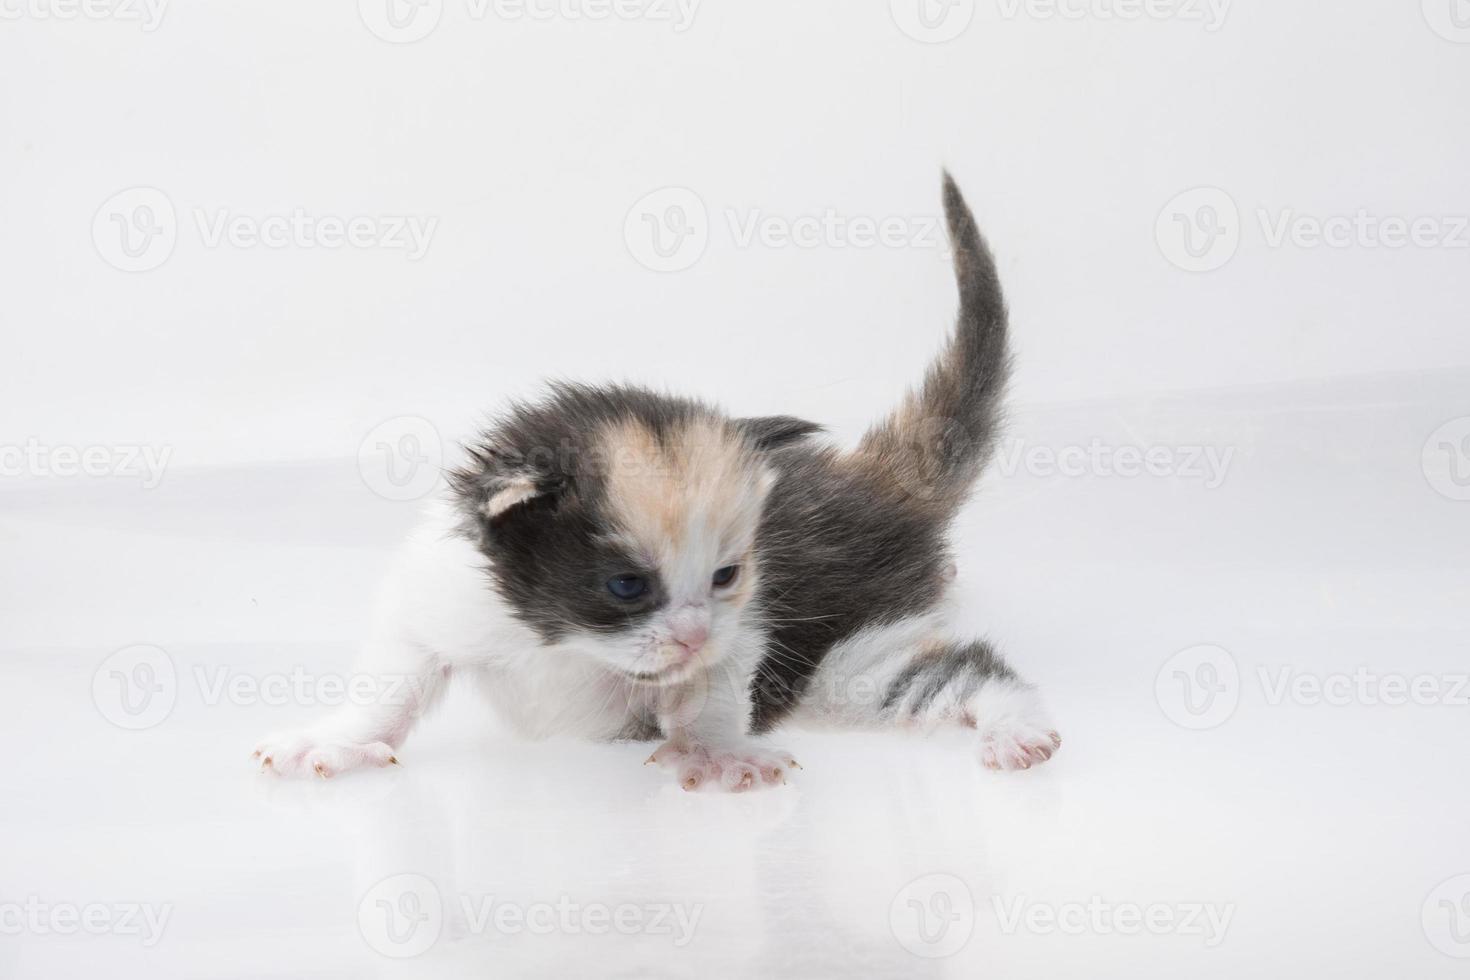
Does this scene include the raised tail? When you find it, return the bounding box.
[856,171,1011,514]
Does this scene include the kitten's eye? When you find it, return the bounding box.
[606,574,649,601]
[712,565,740,589]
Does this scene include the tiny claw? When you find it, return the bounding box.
[251,749,261,760]
[645,754,657,766]
[313,762,330,779]
[788,759,802,770]
[388,756,399,766]
[1049,731,1062,748]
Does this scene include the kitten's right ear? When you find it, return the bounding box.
[450,447,559,523]
[736,415,824,451]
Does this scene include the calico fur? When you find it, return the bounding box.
[252,174,1060,788]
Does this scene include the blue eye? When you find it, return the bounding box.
[712,565,740,588]
[607,574,649,601]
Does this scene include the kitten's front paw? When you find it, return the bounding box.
[647,740,798,792]
[252,732,399,779]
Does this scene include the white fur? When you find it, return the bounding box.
[254,501,1058,783]
[253,498,771,780]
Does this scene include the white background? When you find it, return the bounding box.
[3,2,1470,978]
[4,0,1469,465]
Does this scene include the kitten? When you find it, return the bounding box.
[253,174,1060,791]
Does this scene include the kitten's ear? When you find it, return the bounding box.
[736,415,823,451]
[480,473,543,519]
[450,447,561,523]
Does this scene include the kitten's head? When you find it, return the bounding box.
[450,385,818,686]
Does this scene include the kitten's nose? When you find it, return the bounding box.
[671,622,709,656]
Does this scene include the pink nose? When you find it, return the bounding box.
[672,624,709,655]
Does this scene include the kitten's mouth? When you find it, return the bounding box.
[623,652,707,687]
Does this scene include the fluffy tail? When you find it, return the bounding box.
[857,171,1011,514]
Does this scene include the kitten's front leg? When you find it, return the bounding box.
[647,662,797,792]
[251,633,450,779]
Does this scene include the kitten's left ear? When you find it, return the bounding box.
[736,415,823,451]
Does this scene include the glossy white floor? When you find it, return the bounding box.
[3,370,1468,979]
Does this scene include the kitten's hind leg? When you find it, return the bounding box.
[792,617,1060,771]
[881,639,1061,770]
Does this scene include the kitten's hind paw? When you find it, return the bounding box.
[967,681,1062,772]
[978,726,1061,771]
[648,739,797,792]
